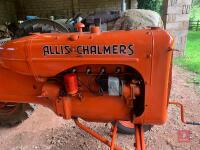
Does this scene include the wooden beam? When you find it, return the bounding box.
[72,0,80,16]
[162,0,169,28]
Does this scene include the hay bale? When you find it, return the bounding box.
[113,9,163,30]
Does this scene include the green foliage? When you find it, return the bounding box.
[192,0,200,6]
[190,6,200,20]
[137,0,162,13]
[175,31,200,84]
[190,0,200,20]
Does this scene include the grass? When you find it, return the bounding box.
[175,31,200,84]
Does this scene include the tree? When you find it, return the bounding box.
[137,0,162,13]
[192,0,200,6]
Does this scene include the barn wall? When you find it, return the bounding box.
[16,0,138,19]
[78,0,121,13]
[0,0,17,24]
[16,0,73,19]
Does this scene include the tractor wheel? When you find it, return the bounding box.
[116,121,153,135]
[0,19,64,128]
[15,19,69,38]
[0,103,36,127]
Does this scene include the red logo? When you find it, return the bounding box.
[177,130,191,142]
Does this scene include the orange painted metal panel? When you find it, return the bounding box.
[0,28,173,125]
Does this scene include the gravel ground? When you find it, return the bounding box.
[0,66,199,150]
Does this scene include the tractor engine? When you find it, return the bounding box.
[41,64,144,122]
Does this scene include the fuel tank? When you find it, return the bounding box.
[0,28,173,78]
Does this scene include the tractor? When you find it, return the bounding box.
[0,10,199,150]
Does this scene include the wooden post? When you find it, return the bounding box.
[189,20,191,30]
[72,0,80,16]
[162,0,169,29]
[196,20,200,31]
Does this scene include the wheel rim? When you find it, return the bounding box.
[0,102,18,115]
[119,121,135,129]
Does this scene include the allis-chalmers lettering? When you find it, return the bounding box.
[43,44,134,56]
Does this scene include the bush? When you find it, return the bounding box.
[138,0,162,13]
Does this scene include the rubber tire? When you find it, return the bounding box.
[0,103,36,127]
[116,122,153,135]
[15,19,68,38]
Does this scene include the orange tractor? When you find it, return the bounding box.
[0,24,198,150]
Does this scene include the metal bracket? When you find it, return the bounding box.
[74,118,147,150]
[74,118,122,150]
[134,125,146,150]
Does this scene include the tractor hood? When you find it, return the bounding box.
[0,28,173,77]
